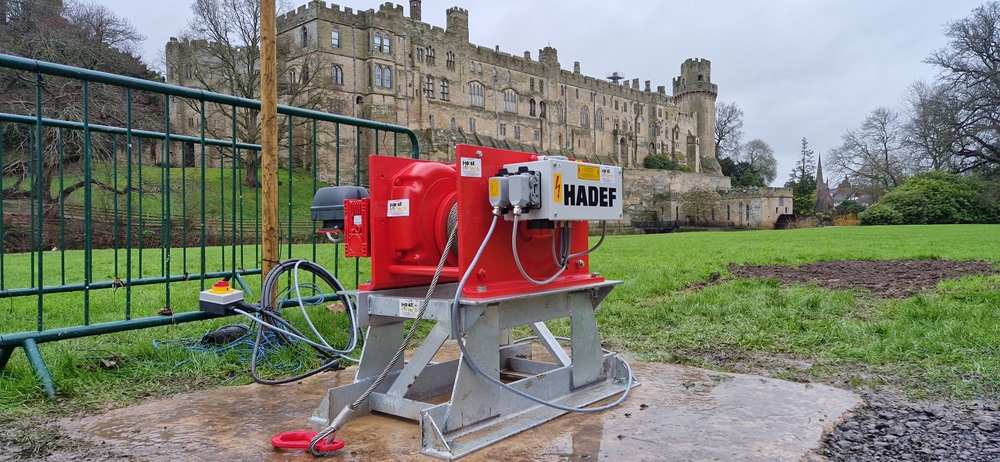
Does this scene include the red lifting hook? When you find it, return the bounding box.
[271,430,345,453]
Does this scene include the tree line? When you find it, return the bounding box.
[714,2,1000,225]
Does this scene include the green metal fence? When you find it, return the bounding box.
[0,53,418,397]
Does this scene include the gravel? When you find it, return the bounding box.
[817,393,1000,461]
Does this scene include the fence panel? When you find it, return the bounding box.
[0,53,418,397]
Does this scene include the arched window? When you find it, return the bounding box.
[557,102,565,123]
[450,118,456,130]
[374,32,382,53]
[332,65,343,85]
[580,106,589,127]
[288,68,296,85]
[446,51,455,70]
[469,82,485,107]
[331,28,340,48]
[650,123,657,136]
[503,89,517,113]
[424,75,434,98]
[426,48,435,65]
[595,109,604,130]
[529,99,536,116]
[539,101,546,119]
[383,66,392,88]
[440,79,449,100]
[301,26,308,48]
[374,65,382,88]
[382,33,391,54]
[469,61,475,72]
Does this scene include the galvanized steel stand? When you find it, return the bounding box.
[310,280,631,460]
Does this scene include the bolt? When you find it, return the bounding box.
[476,150,483,157]
[394,178,402,186]
[576,259,585,268]
[476,268,487,279]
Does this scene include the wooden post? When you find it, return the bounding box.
[260,0,278,279]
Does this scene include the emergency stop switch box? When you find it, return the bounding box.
[199,281,244,315]
[501,157,623,221]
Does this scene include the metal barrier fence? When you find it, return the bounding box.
[0,53,419,397]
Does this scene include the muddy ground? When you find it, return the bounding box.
[2,259,998,461]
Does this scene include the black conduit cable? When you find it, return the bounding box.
[241,259,360,385]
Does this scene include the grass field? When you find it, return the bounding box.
[1,224,998,414]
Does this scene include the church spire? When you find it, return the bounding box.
[813,156,834,215]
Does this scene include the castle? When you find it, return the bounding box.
[165,1,793,228]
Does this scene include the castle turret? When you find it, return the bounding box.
[673,58,720,174]
[446,7,468,42]
[410,0,421,21]
[538,46,559,69]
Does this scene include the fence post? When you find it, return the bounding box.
[260,0,279,283]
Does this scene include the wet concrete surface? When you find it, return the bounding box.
[59,356,860,462]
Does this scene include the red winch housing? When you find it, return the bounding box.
[342,144,604,298]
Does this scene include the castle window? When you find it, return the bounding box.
[575,88,579,99]
[384,66,392,88]
[288,68,297,85]
[557,102,565,123]
[382,34,391,54]
[530,79,535,93]
[424,75,434,98]
[534,130,540,141]
[417,48,424,62]
[506,70,511,82]
[529,99,536,116]
[746,205,750,221]
[440,79,449,100]
[698,74,704,81]
[301,26,308,48]
[658,108,663,117]
[651,106,657,118]
[451,118,456,130]
[514,126,520,140]
[649,142,655,153]
[374,32,382,53]
[539,101,546,119]
[503,89,518,113]
[426,48,435,65]
[499,124,506,136]
[429,115,435,127]
[469,118,477,133]
[374,65,382,88]
[301,64,309,82]
[331,28,340,48]
[580,106,589,128]
[446,51,455,70]
[650,123,656,136]
[727,205,731,220]
[614,118,619,131]
[469,61,475,72]
[469,82,485,107]
[332,65,343,85]
[560,85,566,96]
[477,63,482,73]
[614,100,618,111]
[185,64,192,79]
[595,109,604,130]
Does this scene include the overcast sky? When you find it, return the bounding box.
[95,0,985,186]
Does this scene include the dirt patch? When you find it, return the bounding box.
[727,260,996,299]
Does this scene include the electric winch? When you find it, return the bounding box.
[304,144,635,460]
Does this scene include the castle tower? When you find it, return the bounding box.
[673,59,721,174]
[814,156,834,214]
[446,7,468,42]
[410,0,421,21]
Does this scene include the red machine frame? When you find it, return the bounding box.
[347,144,604,298]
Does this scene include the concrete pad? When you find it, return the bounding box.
[61,361,860,461]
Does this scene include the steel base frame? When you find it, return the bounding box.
[310,281,633,460]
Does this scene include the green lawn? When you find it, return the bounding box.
[1,224,998,412]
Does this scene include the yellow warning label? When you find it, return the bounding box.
[489,178,500,198]
[577,164,600,181]
[553,173,563,202]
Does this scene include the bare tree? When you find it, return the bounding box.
[738,138,778,185]
[0,0,159,204]
[681,187,720,223]
[925,1,1000,171]
[903,81,964,172]
[714,101,744,161]
[176,0,331,187]
[829,107,910,198]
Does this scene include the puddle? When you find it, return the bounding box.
[61,359,859,461]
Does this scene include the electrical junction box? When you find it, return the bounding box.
[499,157,623,221]
[199,281,244,315]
